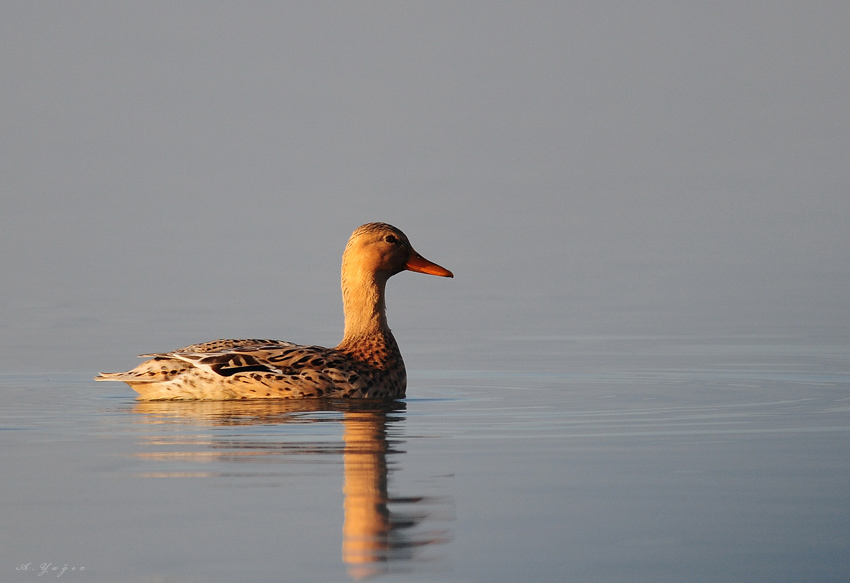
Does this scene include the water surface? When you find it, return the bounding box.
[3,336,849,582]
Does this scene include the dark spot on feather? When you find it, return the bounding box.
[211,364,272,377]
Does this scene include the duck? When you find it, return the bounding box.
[95,222,453,400]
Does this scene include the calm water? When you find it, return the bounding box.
[3,336,849,582]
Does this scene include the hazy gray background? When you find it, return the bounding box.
[2,2,848,373]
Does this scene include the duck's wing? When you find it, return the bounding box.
[98,340,356,381]
[160,342,325,378]
[96,340,375,399]
[96,339,301,383]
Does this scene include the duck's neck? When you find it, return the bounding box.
[337,270,392,349]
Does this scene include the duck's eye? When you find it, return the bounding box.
[384,234,399,244]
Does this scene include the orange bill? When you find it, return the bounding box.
[405,252,454,277]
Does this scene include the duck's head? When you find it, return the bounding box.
[342,222,453,282]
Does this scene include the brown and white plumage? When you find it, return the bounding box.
[95,223,452,400]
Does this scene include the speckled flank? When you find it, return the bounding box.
[95,223,451,400]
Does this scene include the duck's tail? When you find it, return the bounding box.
[94,371,130,382]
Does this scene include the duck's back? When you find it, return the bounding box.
[96,337,406,400]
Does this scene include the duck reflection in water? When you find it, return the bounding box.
[130,399,451,579]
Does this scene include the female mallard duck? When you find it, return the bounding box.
[96,223,452,400]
